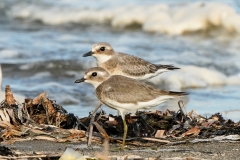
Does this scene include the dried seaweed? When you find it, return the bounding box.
[0,85,240,150]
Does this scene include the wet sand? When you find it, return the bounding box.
[1,140,240,159]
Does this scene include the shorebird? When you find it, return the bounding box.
[83,42,180,147]
[83,42,179,81]
[75,67,188,149]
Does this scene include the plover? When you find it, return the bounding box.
[75,67,188,149]
[83,42,179,80]
[83,42,180,146]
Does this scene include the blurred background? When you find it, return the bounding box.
[0,0,240,121]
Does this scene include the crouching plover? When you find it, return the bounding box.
[83,42,179,81]
[75,67,188,149]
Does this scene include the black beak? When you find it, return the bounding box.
[83,51,93,57]
[74,78,86,83]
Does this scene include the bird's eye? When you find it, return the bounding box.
[92,72,97,77]
[100,47,105,51]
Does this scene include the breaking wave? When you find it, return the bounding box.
[148,64,240,90]
[5,1,240,35]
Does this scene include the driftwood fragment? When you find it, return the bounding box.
[5,85,17,106]
[32,91,47,105]
[0,109,10,122]
[1,127,25,139]
[141,137,170,144]
[0,121,19,130]
[0,85,23,125]
[155,130,165,138]
[92,121,110,141]
[181,126,201,137]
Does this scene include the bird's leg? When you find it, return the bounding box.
[87,101,103,148]
[122,117,128,150]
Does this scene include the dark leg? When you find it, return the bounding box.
[87,101,103,148]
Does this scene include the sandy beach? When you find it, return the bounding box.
[1,140,240,159]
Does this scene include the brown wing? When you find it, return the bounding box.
[96,75,170,104]
[116,53,158,76]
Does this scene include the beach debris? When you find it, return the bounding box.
[0,145,13,156]
[0,85,240,150]
[23,91,67,126]
[0,85,87,144]
[155,130,165,138]
[181,126,201,137]
[0,85,240,160]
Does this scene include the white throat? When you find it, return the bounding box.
[85,80,102,89]
[93,54,112,64]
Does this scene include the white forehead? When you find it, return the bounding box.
[92,42,112,49]
[85,69,107,77]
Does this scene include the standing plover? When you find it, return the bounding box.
[83,42,179,80]
[75,67,187,149]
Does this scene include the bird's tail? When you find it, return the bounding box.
[156,64,180,70]
[168,91,188,96]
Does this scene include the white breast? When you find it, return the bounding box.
[93,54,112,64]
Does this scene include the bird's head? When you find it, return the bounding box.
[75,67,111,88]
[83,42,114,63]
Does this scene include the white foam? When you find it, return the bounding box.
[19,63,35,70]
[30,72,51,79]
[0,49,19,58]
[227,74,240,85]
[148,64,240,90]
[7,2,240,35]
[143,2,240,35]
[56,34,79,41]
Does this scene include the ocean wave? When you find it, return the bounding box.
[6,1,240,35]
[0,49,20,59]
[148,64,240,90]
